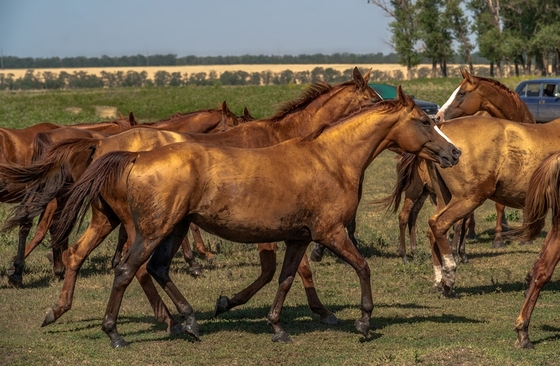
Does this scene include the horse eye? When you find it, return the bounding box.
[422,119,430,126]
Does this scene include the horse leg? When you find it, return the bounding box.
[22,199,57,260]
[189,223,215,263]
[515,229,560,349]
[42,207,120,326]
[111,225,126,269]
[466,212,476,240]
[145,223,198,339]
[319,226,373,338]
[134,264,182,335]
[297,253,338,324]
[103,226,193,348]
[398,197,415,264]
[214,242,277,316]
[428,198,482,297]
[179,231,204,278]
[267,240,310,343]
[7,219,33,288]
[493,203,507,248]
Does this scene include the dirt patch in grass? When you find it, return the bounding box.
[94,106,117,119]
[64,107,81,114]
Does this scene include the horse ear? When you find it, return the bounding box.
[461,68,476,85]
[353,67,366,89]
[222,100,229,113]
[244,107,255,121]
[397,85,414,108]
[363,68,372,83]
[218,101,223,110]
[128,112,137,125]
[118,111,125,120]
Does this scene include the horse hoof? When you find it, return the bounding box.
[168,323,183,336]
[514,338,534,349]
[183,314,200,341]
[440,287,457,299]
[401,256,409,265]
[492,240,506,248]
[271,330,292,343]
[320,313,340,325]
[460,256,469,264]
[354,318,370,337]
[213,295,230,317]
[111,337,130,348]
[188,265,204,278]
[41,308,56,327]
[310,249,323,263]
[7,274,23,289]
[466,234,477,241]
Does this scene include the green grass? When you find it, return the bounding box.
[1,82,559,365]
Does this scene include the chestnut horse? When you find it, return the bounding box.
[395,69,536,264]
[386,115,560,297]
[1,115,137,287]
[51,88,460,347]
[3,103,244,287]
[510,152,560,349]
[6,68,381,333]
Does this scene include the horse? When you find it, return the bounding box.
[3,103,246,287]
[0,115,137,287]
[394,68,537,264]
[5,68,382,333]
[385,115,560,297]
[50,88,460,347]
[510,151,560,349]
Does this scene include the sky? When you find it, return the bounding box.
[0,0,394,59]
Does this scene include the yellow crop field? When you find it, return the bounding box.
[1,64,416,79]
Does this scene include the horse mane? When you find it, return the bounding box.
[476,76,527,111]
[265,81,335,122]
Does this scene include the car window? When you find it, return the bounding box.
[520,83,542,97]
[543,83,558,98]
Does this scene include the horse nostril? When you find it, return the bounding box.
[453,148,461,158]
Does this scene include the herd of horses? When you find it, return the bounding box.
[1,66,560,350]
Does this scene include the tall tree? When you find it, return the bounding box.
[417,0,454,77]
[445,0,474,73]
[368,0,422,80]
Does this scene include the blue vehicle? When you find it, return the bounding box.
[368,83,439,118]
[515,79,560,123]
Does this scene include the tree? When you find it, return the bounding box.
[368,0,422,80]
[416,0,454,77]
[445,0,474,73]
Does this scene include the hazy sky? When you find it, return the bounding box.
[0,0,394,58]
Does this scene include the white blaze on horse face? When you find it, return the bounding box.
[436,86,460,122]
[434,125,455,146]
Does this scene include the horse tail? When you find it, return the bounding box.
[51,151,138,246]
[374,152,420,213]
[0,138,101,232]
[511,152,560,242]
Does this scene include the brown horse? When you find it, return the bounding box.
[6,68,381,333]
[386,115,560,297]
[510,152,560,349]
[1,115,137,287]
[51,88,460,347]
[4,102,247,287]
[395,69,536,264]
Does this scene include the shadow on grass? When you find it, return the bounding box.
[457,279,560,296]
[534,325,560,346]
[44,301,481,346]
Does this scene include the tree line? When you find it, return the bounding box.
[368,0,560,79]
[0,52,492,71]
[0,65,493,90]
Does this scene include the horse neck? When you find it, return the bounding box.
[481,82,535,123]
[312,108,398,178]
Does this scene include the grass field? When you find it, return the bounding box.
[0,79,559,365]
